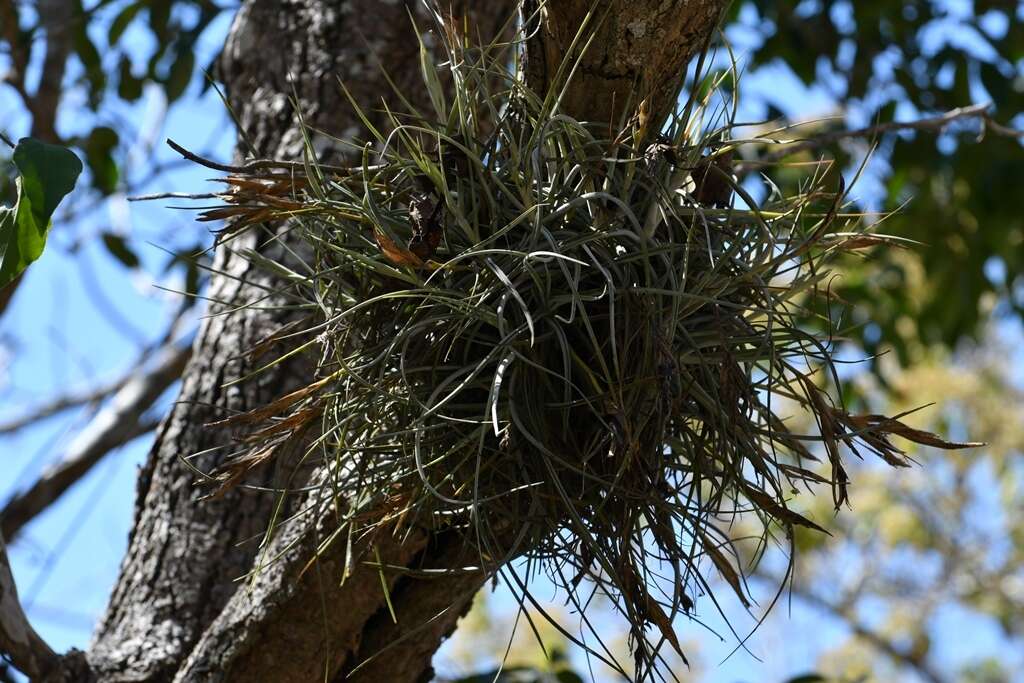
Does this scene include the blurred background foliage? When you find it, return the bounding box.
[0,0,227,317]
[726,0,1024,367]
[1,1,1023,682]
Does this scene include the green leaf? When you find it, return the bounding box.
[148,0,172,40]
[72,6,107,109]
[165,48,196,102]
[184,258,201,299]
[101,232,140,269]
[162,244,207,307]
[84,126,120,194]
[0,138,83,288]
[979,60,1011,110]
[117,56,144,102]
[108,0,145,44]
[418,35,447,121]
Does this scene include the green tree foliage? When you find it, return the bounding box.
[730,1,1024,362]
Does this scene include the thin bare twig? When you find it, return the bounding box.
[739,102,1022,172]
[165,138,383,175]
[0,377,129,435]
[128,191,223,202]
[0,343,192,541]
[0,533,59,680]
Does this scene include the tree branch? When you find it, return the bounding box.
[337,531,489,683]
[0,343,191,541]
[0,532,58,680]
[739,103,1023,173]
[31,0,75,142]
[172,498,430,682]
[88,4,518,680]
[524,0,728,134]
[774,580,948,683]
[0,377,129,435]
[89,3,737,681]
[0,2,29,98]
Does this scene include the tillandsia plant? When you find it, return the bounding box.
[166,9,978,681]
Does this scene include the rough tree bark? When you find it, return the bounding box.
[87,4,514,681]
[46,1,728,681]
[523,0,725,132]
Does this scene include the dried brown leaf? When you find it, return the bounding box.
[207,376,330,428]
[743,485,831,535]
[846,412,984,450]
[375,230,423,267]
[698,530,750,608]
[645,595,687,663]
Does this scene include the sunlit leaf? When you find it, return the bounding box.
[0,138,83,288]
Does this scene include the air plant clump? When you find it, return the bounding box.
[184,16,976,681]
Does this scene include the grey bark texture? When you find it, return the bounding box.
[69,1,729,682]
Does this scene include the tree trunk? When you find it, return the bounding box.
[80,2,727,682]
[523,0,726,132]
[87,3,513,681]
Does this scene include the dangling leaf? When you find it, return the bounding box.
[0,138,83,289]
